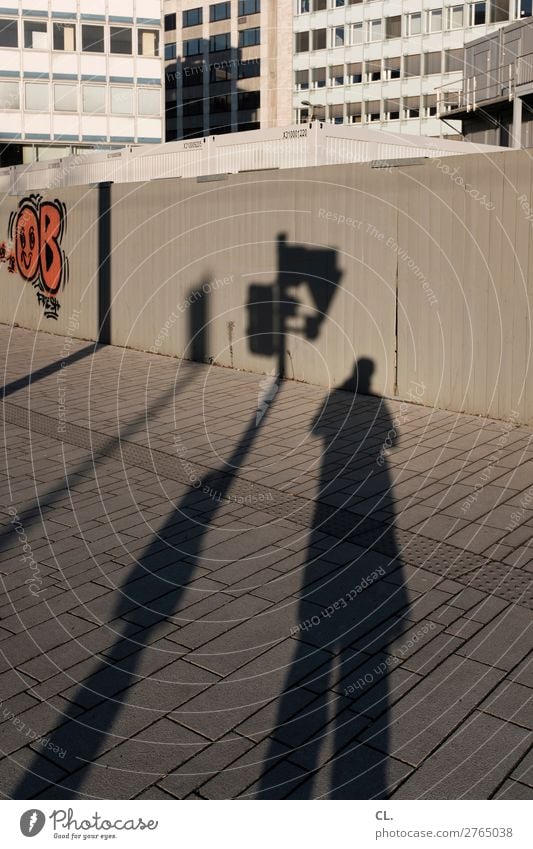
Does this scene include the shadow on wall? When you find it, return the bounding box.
[247,234,341,378]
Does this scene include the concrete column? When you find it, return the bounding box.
[512,95,523,149]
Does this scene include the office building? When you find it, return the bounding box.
[163,0,292,139]
[0,0,164,166]
[292,0,533,137]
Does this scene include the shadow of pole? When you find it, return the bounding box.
[97,182,112,346]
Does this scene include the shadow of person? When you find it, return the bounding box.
[256,358,410,799]
[12,383,279,799]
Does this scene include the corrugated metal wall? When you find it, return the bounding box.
[1,149,531,424]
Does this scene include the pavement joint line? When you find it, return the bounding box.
[2,399,532,611]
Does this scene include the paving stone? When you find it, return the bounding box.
[159,734,254,798]
[457,606,533,671]
[445,617,483,639]
[287,741,412,799]
[393,712,531,799]
[508,652,533,688]
[0,746,68,799]
[480,681,533,730]
[358,656,504,766]
[200,738,295,799]
[493,779,533,799]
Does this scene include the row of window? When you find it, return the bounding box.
[0,81,160,115]
[0,18,159,56]
[178,89,260,115]
[295,50,463,87]
[170,26,260,58]
[296,0,531,16]
[180,1,261,28]
[295,4,514,50]
[173,57,261,86]
[298,95,437,123]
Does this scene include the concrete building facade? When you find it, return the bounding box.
[0,0,164,166]
[292,0,533,137]
[163,0,292,140]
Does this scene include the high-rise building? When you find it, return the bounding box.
[163,0,292,140]
[292,0,531,137]
[0,1,164,166]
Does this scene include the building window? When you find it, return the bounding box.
[517,0,533,17]
[238,0,261,13]
[406,13,422,35]
[347,61,362,83]
[365,100,380,122]
[138,88,159,115]
[350,23,363,44]
[0,80,19,109]
[295,68,309,90]
[239,27,260,47]
[424,94,437,116]
[330,26,345,48]
[210,93,231,113]
[53,22,76,51]
[312,28,327,50]
[184,97,204,116]
[82,24,105,53]
[211,62,231,81]
[238,89,260,110]
[384,57,401,79]
[299,0,310,10]
[238,58,261,78]
[312,67,326,88]
[470,2,487,25]
[384,99,400,120]
[110,27,132,55]
[347,101,361,123]
[404,54,421,76]
[184,38,203,56]
[24,20,48,50]
[111,86,134,115]
[445,48,463,72]
[0,19,18,48]
[165,43,176,60]
[424,51,441,75]
[313,0,327,9]
[53,83,77,111]
[367,20,383,42]
[82,85,106,113]
[25,82,49,111]
[295,31,309,52]
[448,5,464,28]
[329,64,344,86]
[183,62,204,84]
[428,9,443,32]
[164,13,176,32]
[403,96,420,118]
[365,60,381,82]
[210,2,231,21]
[385,16,401,39]
[210,32,231,51]
[183,7,203,27]
[138,29,159,56]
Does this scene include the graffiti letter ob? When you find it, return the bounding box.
[9,195,68,296]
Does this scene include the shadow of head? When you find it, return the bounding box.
[340,357,375,396]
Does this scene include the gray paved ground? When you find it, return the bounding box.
[0,324,532,800]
